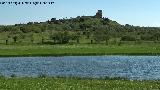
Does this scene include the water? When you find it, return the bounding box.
[0,56,160,80]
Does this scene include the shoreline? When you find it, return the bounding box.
[0,75,159,81]
[0,53,160,57]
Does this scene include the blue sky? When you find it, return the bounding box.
[0,0,160,26]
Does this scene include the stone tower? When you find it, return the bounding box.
[95,10,102,18]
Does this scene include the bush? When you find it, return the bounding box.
[121,35,136,41]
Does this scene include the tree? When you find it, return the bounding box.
[62,31,70,44]
[92,30,107,44]
[154,33,160,41]
[121,35,136,41]
[13,36,18,43]
[70,32,80,43]
[51,31,70,44]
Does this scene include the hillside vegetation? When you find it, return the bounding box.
[1,14,160,45]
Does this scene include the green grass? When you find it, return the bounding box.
[0,77,159,90]
[0,44,160,56]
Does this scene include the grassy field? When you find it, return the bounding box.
[0,44,160,56]
[0,77,159,90]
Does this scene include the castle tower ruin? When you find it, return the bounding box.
[95,10,102,18]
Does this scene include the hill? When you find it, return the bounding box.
[0,10,160,45]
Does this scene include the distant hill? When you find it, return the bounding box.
[0,10,160,44]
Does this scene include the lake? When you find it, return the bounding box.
[0,56,160,80]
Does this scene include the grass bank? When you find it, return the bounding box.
[0,44,160,57]
[0,77,159,90]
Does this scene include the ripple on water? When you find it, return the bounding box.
[0,56,159,80]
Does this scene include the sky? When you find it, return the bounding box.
[0,0,160,27]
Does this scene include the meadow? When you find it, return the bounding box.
[0,77,159,90]
[0,44,160,57]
